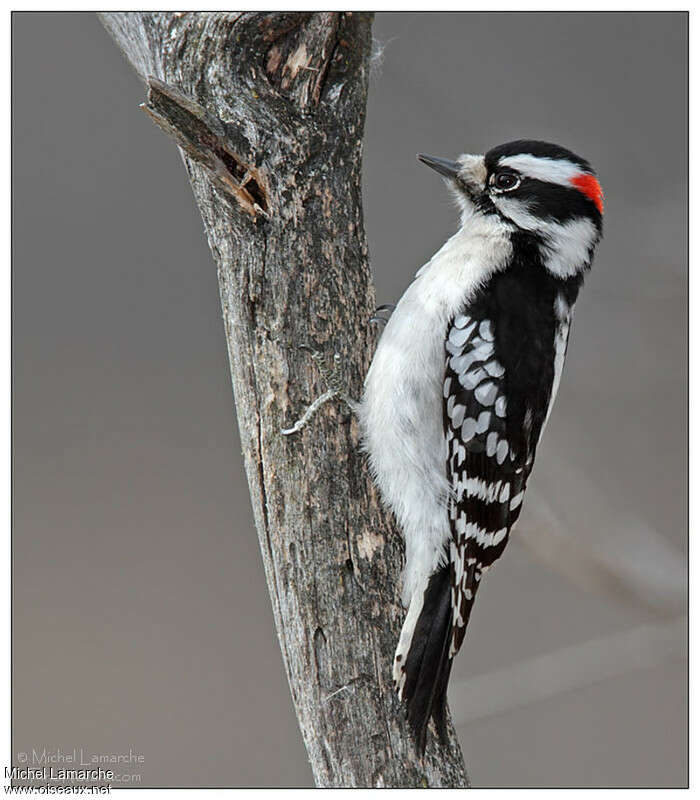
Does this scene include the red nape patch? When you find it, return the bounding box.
[570,173,604,214]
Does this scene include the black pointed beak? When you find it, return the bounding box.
[417,153,461,179]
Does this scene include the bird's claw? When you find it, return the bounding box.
[281,347,357,436]
[369,303,396,327]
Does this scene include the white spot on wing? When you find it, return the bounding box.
[492,527,508,546]
[449,326,472,348]
[475,381,498,406]
[456,512,467,536]
[510,491,524,510]
[479,320,494,341]
[465,522,508,548]
[446,338,461,356]
[486,431,498,457]
[453,549,464,585]
[470,341,493,361]
[461,417,478,442]
[461,367,488,390]
[465,477,503,502]
[451,351,478,373]
[456,443,466,466]
[476,411,491,433]
[484,359,505,378]
[451,403,466,428]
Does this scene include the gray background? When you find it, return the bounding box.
[13,12,687,788]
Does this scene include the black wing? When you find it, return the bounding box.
[443,309,554,656]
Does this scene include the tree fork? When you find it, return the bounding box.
[100,11,469,788]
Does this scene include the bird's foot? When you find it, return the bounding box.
[368,303,396,327]
[281,347,358,436]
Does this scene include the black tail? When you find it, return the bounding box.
[401,565,453,754]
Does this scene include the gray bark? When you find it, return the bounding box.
[99,11,469,788]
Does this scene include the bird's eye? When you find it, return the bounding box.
[492,171,520,191]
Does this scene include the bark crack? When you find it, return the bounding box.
[142,77,270,218]
[314,13,342,104]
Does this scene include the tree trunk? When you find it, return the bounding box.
[99,11,469,788]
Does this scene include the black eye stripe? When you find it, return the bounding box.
[510,177,603,224]
[484,173,603,226]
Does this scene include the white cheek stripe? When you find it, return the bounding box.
[490,202,598,278]
[498,154,586,187]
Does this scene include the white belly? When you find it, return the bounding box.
[358,214,512,603]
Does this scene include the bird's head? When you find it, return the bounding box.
[419,140,603,278]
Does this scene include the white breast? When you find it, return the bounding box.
[359,212,512,604]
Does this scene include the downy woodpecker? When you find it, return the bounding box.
[359,140,603,752]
